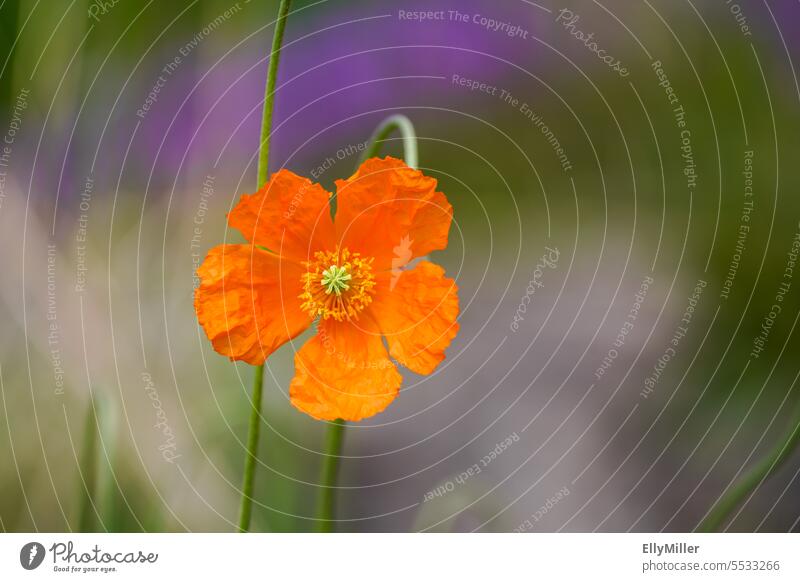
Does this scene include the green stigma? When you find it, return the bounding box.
[320,264,352,296]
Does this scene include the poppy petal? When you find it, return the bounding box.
[334,157,453,270]
[289,318,402,421]
[370,261,459,375]
[194,244,311,365]
[228,169,335,261]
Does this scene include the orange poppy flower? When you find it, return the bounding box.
[194,156,459,421]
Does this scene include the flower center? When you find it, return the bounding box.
[300,248,376,321]
[320,264,351,296]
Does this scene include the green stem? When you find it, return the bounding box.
[317,419,346,532]
[238,365,264,532]
[257,0,293,189]
[313,115,419,531]
[360,114,419,169]
[698,399,800,532]
[237,0,293,534]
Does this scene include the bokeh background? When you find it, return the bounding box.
[1,0,800,532]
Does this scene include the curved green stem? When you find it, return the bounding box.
[698,399,800,532]
[313,114,419,532]
[360,114,419,169]
[317,419,346,532]
[238,0,293,533]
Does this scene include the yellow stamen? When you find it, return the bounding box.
[300,248,376,321]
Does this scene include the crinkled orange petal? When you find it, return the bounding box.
[194,244,311,365]
[334,157,453,270]
[228,169,335,261]
[369,260,459,375]
[289,318,402,421]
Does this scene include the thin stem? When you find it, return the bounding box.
[360,114,419,169]
[317,419,346,532]
[238,365,264,532]
[313,114,419,531]
[698,399,800,532]
[257,0,293,189]
[237,0,293,534]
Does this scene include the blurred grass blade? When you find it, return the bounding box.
[699,399,800,532]
[95,394,120,532]
[75,393,119,532]
[76,398,99,532]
